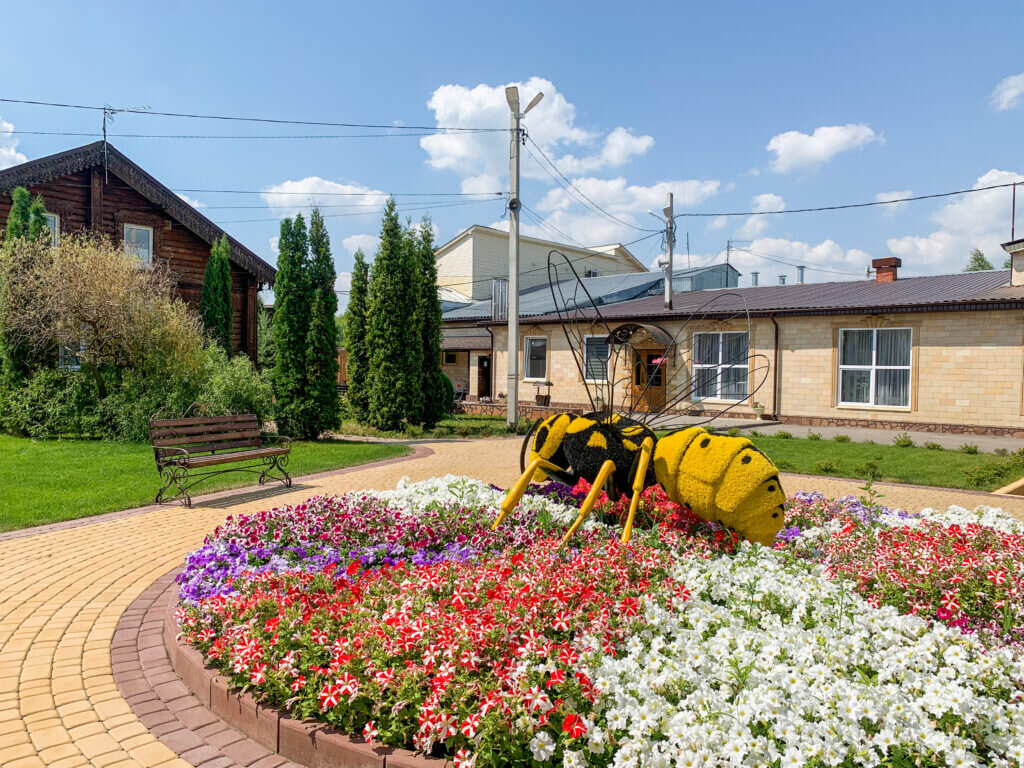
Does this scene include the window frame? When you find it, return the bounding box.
[123,223,155,265]
[43,212,60,247]
[58,341,86,371]
[837,327,913,409]
[523,336,548,382]
[691,331,750,402]
[582,334,611,383]
[443,350,457,365]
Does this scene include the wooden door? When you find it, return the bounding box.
[477,355,491,398]
[632,349,666,412]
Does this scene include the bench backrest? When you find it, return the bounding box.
[149,414,262,461]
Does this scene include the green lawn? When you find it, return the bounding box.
[334,414,532,440]
[0,435,411,532]
[745,434,1021,491]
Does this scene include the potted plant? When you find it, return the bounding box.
[751,401,766,419]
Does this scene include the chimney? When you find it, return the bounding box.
[871,257,901,283]
[778,275,786,285]
[1002,240,1024,286]
[750,271,759,287]
[796,265,805,284]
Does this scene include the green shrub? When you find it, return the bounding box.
[959,442,979,455]
[456,424,473,438]
[441,374,455,414]
[994,448,1009,457]
[774,458,795,471]
[924,441,943,450]
[833,434,851,443]
[774,430,792,439]
[807,431,822,441]
[0,368,99,438]
[726,426,741,437]
[892,432,914,448]
[405,424,424,438]
[855,457,883,481]
[748,429,763,438]
[813,460,839,475]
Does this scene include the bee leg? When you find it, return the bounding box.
[621,437,655,544]
[494,457,567,530]
[560,459,616,548]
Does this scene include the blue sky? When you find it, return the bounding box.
[1,0,1022,305]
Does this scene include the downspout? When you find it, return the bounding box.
[484,325,495,405]
[769,313,780,421]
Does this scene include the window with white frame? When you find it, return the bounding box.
[583,335,610,381]
[692,331,749,400]
[838,328,912,408]
[524,337,547,380]
[43,213,60,247]
[124,223,153,264]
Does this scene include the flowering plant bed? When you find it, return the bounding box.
[177,477,1024,767]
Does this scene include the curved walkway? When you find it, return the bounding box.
[2,439,1023,768]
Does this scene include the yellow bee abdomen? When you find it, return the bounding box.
[530,414,573,481]
[587,431,608,449]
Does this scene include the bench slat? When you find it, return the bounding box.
[150,414,258,429]
[152,430,261,447]
[155,440,263,459]
[149,420,259,439]
[186,446,289,468]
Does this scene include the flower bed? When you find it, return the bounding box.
[177,477,1024,767]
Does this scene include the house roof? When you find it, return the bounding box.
[499,269,1023,325]
[0,141,276,284]
[434,224,647,273]
[441,329,491,350]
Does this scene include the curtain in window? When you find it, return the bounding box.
[584,338,610,380]
[877,328,911,367]
[694,334,719,366]
[840,369,871,403]
[526,339,546,380]
[840,330,873,366]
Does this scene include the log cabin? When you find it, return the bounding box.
[0,141,275,359]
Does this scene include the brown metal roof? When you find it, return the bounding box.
[442,330,491,350]
[498,270,1022,325]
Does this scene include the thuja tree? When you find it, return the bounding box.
[344,248,370,421]
[411,217,448,426]
[302,208,340,438]
[366,198,416,430]
[200,235,233,351]
[271,214,311,437]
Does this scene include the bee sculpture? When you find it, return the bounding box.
[493,252,786,547]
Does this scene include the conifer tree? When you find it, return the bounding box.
[403,223,425,422]
[28,195,48,241]
[366,199,415,430]
[200,235,233,351]
[5,187,30,240]
[412,217,448,426]
[256,304,274,370]
[345,249,370,421]
[302,208,340,438]
[271,214,311,436]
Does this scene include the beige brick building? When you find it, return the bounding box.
[467,254,1024,436]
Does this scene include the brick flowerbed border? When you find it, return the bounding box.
[114,566,442,767]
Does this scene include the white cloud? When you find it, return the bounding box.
[268,236,279,255]
[175,192,205,209]
[991,73,1024,112]
[706,215,728,231]
[536,177,720,217]
[261,177,387,218]
[766,124,880,173]
[730,237,873,285]
[342,233,380,256]
[887,169,1023,275]
[0,116,27,170]
[751,193,786,213]
[420,78,655,192]
[875,189,913,218]
[734,194,785,239]
[335,271,352,293]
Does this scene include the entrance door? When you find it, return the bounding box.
[632,349,666,411]
[477,355,491,399]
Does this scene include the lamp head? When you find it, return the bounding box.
[505,86,520,113]
[523,91,544,115]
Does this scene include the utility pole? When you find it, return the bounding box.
[504,86,543,428]
[663,193,674,310]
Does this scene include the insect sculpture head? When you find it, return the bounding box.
[653,427,787,546]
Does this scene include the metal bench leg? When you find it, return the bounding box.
[258,455,291,488]
[156,465,192,508]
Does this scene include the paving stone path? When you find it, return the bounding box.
[2,438,1023,767]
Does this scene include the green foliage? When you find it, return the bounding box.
[5,187,30,240]
[854,456,883,481]
[0,368,99,438]
[924,441,942,450]
[959,442,979,454]
[257,304,274,370]
[271,214,311,437]
[200,235,233,351]
[832,433,851,443]
[964,247,994,272]
[813,460,839,475]
[366,199,417,431]
[807,431,822,440]
[994,447,1009,457]
[28,195,48,241]
[892,431,914,448]
[726,426,741,437]
[774,430,792,439]
[301,209,340,440]
[441,373,454,410]
[345,249,371,421]
[334,314,345,347]
[411,217,448,426]
[1004,256,1013,269]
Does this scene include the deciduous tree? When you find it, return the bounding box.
[964,248,994,272]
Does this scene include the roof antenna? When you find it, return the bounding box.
[101,104,150,182]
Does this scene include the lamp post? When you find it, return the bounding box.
[505,85,543,428]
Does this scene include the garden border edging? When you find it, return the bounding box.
[163,594,440,768]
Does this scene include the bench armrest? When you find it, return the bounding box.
[261,434,292,451]
[154,445,190,468]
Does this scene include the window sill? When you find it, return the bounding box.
[692,398,747,405]
[836,404,912,413]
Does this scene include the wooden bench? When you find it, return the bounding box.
[149,414,292,507]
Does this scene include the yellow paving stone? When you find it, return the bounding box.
[75,732,121,760]
[125,740,179,766]
[5,756,47,768]
[93,699,133,721]
[19,694,55,716]
[37,743,82,763]
[27,724,71,749]
[47,757,91,768]
[108,721,149,743]
[0,743,37,762]
[119,733,159,752]
[66,721,107,741]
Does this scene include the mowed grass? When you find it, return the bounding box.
[334,413,532,440]
[746,434,1019,491]
[0,435,411,532]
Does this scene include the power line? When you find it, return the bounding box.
[0,97,504,133]
[212,197,501,225]
[674,182,1021,219]
[731,247,862,277]
[8,129,483,140]
[25,181,503,198]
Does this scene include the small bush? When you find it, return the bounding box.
[855,456,883,481]
[748,429,763,438]
[923,441,942,451]
[807,431,822,441]
[774,458,796,471]
[775,431,793,439]
[405,424,424,438]
[813,460,839,475]
[726,426,741,437]
[456,424,473,438]
[959,442,979,454]
[892,432,914,448]
[833,434,851,443]
[863,439,876,445]
[994,447,1009,457]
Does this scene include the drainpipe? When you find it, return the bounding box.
[484,325,495,411]
[769,313,780,421]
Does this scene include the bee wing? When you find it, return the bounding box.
[623,292,773,430]
[547,250,616,416]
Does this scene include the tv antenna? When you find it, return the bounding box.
[101,104,150,181]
